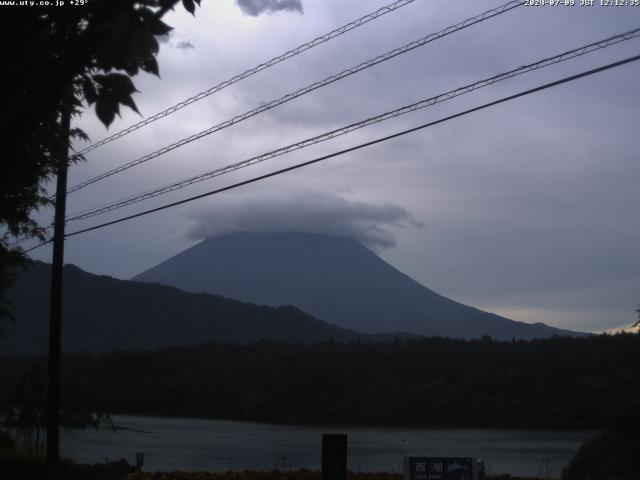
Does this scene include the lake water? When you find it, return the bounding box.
[60,415,592,478]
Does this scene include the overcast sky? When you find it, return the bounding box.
[26,0,640,333]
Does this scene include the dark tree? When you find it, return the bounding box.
[563,404,640,480]
[1,365,113,452]
[1,334,633,429]
[0,0,201,322]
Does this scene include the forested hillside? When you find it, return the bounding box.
[0,261,363,354]
[2,334,638,428]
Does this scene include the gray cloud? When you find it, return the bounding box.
[29,0,639,332]
[157,32,194,50]
[183,189,421,250]
[176,40,195,50]
[236,0,303,17]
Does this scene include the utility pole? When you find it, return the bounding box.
[46,105,71,480]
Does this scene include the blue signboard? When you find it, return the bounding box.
[403,457,483,480]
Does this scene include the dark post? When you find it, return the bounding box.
[136,452,145,472]
[46,106,71,480]
[322,434,347,480]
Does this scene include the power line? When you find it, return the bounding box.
[25,53,639,252]
[66,0,523,195]
[25,1,418,248]
[25,240,52,253]
[72,0,417,159]
[65,27,640,224]
[51,53,639,243]
[7,225,53,249]
[8,234,38,248]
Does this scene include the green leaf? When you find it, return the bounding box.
[182,0,195,15]
[111,9,131,40]
[139,9,173,36]
[92,73,140,120]
[143,30,159,56]
[111,73,138,95]
[81,78,97,104]
[123,63,139,76]
[92,73,107,86]
[159,0,180,9]
[95,97,118,127]
[70,128,90,143]
[94,73,137,95]
[141,55,159,76]
[120,95,140,115]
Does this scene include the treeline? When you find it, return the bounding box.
[1,334,639,428]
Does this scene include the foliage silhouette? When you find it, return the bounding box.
[2,334,638,428]
[0,0,201,322]
[563,404,640,480]
[1,365,113,452]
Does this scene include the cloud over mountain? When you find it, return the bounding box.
[183,189,421,250]
[236,0,303,17]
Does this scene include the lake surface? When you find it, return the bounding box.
[61,415,592,478]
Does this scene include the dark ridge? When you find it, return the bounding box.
[0,260,364,354]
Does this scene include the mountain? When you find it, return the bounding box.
[0,261,364,355]
[134,232,582,339]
